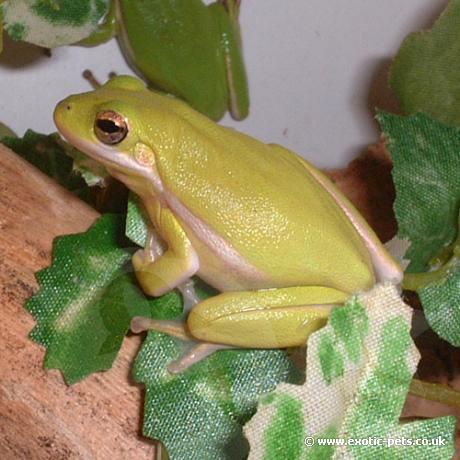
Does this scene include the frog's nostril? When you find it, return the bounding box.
[66,104,72,111]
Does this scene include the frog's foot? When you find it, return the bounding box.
[187,286,349,348]
[167,342,233,374]
[130,316,233,373]
[177,279,200,314]
[131,316,191,340]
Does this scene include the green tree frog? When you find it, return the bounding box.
[54,76,402,372]
[82,0,249,121]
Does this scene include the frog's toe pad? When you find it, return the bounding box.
[167,343,231,374]
[131,316,154,334]
[130,316,191,340]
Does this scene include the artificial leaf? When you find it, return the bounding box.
[0,121,16,138]
[126,192,149,247]
[244,284,456,459]
[421,259,460,346]
[53,133,109,187]
[378,111,460,346]
[2,0,110,48]
[134,331,301,460]
[377,112,460,273]
[0,1,4,53]
[414,217,460,346]
[2,130,91,202]
[390,0,460,127]
[26,213,181,383]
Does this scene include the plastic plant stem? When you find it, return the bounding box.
[410,379,460,410]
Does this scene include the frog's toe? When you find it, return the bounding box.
[177,279,200,313]
[167,342,232,374]
[130,316,192,340]
[132,248,148,269]
[130,316,233,374]
[131,316,154,334]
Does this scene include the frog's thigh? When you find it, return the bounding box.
[133,208,199,296]
[187,286,349,348]
[293,153,403,284]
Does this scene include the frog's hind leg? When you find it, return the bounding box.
[292,153,403,284]
[187,286,349,348]
[131,316,190,339]
[177,279,201,314]
[168,342,233,374]
[132,285,349,373]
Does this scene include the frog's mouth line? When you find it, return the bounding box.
[56,127,164,193]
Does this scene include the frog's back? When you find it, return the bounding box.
[151,97,374,294]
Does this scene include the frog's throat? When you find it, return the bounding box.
[57,129,163,192]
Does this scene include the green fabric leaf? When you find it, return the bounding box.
[420,258,460,346]
[0,121,16,138]
[53,134,109,187]
[2,0,109,47]
[412,219,460,346]
[244,284,456,459]
[377,112,460,272]
[390,0,460,127]
[2,130,91,202]
[0,2,4,53]
[134,332,301,460]
[378,111,460,346]
[126,192,149,247]
[26,213,181,384]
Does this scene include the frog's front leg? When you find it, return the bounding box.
[132,207,199,296]
[187,286,349,348]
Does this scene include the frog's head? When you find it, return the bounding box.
[54,75,188,194]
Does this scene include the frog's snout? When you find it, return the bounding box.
[54,99,72,129]
[54,99,80,142]
[55,99,72,114]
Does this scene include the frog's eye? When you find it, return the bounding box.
[94,110,129,145]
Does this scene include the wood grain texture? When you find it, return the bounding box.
[0,144,155,460]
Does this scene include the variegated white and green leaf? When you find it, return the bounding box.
[2,0,109,47]
[245,284,456,460]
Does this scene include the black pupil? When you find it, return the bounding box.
[97,119,122,134]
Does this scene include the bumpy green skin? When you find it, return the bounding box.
[244,284,456,460]
[117,0,248,120]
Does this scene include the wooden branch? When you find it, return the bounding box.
[1,140,458,459]
[0,144,155,459]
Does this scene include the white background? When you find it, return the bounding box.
[0,0,448,168]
